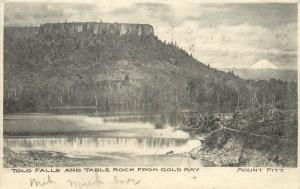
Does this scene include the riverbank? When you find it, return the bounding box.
[3,108,297,167]
[180,108,298,167]
[3,147,85,167]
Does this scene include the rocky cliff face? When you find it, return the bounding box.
[39,22,154,36]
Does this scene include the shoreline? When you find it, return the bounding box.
[176,109,298,167]
[3,108,298,168]
[175,133,297,167]
[3,147,85,168]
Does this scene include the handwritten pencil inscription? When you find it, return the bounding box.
[30,175,55,187]
[28,173,141,187]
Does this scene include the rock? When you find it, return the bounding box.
[273,155,282,164]
[166,151,174,155]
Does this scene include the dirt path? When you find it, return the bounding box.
[216,122,297,143]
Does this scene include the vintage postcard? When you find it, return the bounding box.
[0,0,299,189]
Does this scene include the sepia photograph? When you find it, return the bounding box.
[2,1,298,168]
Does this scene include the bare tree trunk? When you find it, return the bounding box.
[236,89,240,111]
[60,95,63,105]
[94,95,98,106]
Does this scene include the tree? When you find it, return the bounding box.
[124,74,129,83]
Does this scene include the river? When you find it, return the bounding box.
[4,114,204,167]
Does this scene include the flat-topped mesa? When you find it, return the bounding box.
[39,22,154,36]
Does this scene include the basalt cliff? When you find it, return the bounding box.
[40,22,154,36]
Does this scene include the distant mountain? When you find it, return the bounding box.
[251,59,278,69]
[4,22,297,115]
[221,68,297,82]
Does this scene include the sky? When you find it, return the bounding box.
[4,1,298,70]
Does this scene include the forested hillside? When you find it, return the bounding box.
[4,22,297,122]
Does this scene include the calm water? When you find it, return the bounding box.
[4,114,203,167]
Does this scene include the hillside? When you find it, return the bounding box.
[185,107,298,167]
[4,22,297,119]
